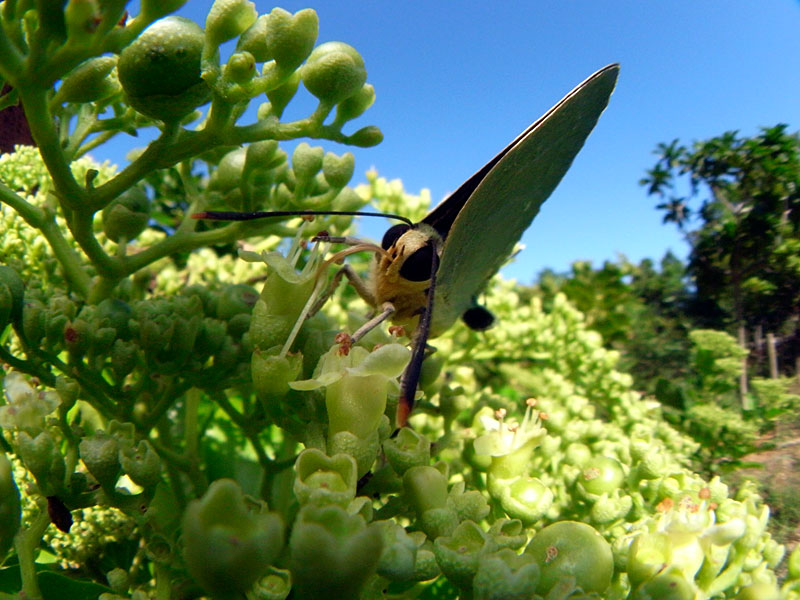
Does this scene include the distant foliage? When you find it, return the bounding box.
[642,125,800,378]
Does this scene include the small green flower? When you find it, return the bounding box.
[242,239,324,355]
[293,448,357,507]
[290,343,409,439]
[473,399,545,460]
[183,479,284,598]
[289,503,382,600]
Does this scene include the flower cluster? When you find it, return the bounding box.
[0,1,795,599]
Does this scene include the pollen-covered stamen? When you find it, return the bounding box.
[336,332,353,356]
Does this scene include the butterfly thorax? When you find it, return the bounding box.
[371,223,441,327]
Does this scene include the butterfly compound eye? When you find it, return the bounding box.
[399,242,436,282]
[381,223,411,250]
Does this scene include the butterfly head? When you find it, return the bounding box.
[372,222,442,325]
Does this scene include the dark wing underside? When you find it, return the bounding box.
[427,64,619,336]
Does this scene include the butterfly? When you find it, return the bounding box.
[195,63,619,427]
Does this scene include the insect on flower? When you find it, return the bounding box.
[194,64,620,427]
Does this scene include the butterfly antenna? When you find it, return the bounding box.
[397,239,440,428]
[192,210,414,227]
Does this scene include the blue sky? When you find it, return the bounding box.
[107,1,800,282]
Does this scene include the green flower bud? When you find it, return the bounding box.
[382,427,430,476]
[118,16,210,121]
[102,187,150,243]
[292,142,324,183]
[448,481,490,523]
[0,454,21,560]
[420,507,459,541]
[95,298,132,339]
[433,521,498,591]
[236,14,269,60]
[213,335,240,371]
[321,152,354,189]
[403,466,448,516]
[252,347,302,402]
[210,147,247,192]
[293,448,357,507]
[44,313,66,349]
[111,339,139,378]
[264,8,318,70]
[205,0,257,48]
[374,520,420,582]
[301,41,367,105]
[168,315,201,364]
[289,504,382,600]
[22,299,46,345]
[216,283,258,319]
[249,566,292,600]
[56,56,120,104]
[0,265,25,324]
[524,521,613,596]
[19,430,65,485]
[106,568,130,595]
[64,317,91,357]
[734,582,782,600]
[265,70,300,117]
[473,548,540,600]
[79,432,121,488]
[564,442,592,467]
[346,125,383,147]
[631,567,696,600]
[55,376,80,411]
[335,83,375,123]
[92,326,118,356]
[327,430,379,478]
[119,440,161,488]
[488,518,528,550]
[183,479,284,598]
[590,491,633,524]
[245,140,282,173]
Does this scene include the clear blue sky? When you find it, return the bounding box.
[108,1,800,282]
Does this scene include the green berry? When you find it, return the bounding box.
[525,521,613,596]
[301,41,367,105]
[118,16,210,120]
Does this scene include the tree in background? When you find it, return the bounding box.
[532,253,694,395]
[641,125,800,394]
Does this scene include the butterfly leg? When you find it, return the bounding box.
[309,264,377,317]
[351,302,396,343]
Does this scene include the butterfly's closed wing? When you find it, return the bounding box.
[427,64,619,336]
